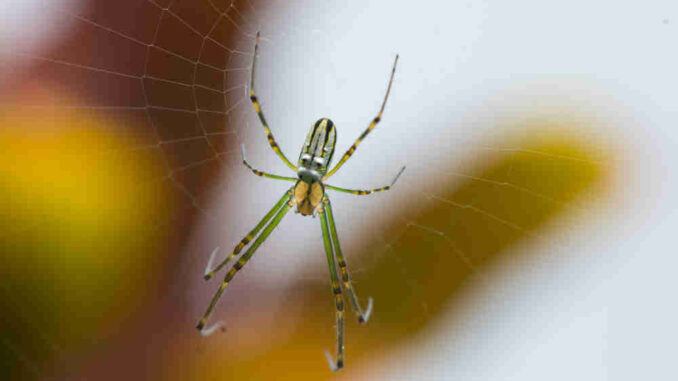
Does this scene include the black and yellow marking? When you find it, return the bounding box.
[324,196,372,324]
[204,189,294,281]
[324,166,404,197]
[325,184,388,196]
[319,202,346,371]
[240,144,297,183]
[249,31,298,172]
[197,188,294,331]
[309,118,336,149]
[298,118,337,175]
[323,54,398,181]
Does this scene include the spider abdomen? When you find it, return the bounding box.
[294,180,324,216]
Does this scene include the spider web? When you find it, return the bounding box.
[4,0,256,225]
[1,1,626,380]
[2,1,266,378]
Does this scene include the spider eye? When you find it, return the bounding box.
[313,157,326,166]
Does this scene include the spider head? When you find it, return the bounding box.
[297,118,336,182]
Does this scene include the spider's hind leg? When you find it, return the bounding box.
[324,196,373,324]
[318,199,345,371]
[197,187,295,332]
[203,188,293,281]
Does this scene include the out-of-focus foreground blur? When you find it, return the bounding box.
[2,1,677,380]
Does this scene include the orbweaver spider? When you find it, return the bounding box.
[197,32,403,371]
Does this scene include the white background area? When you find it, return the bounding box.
[0,0,81,85]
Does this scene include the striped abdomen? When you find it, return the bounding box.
[297,118,336,182]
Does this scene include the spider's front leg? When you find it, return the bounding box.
[249,31,298,172]
[322,54,399,181]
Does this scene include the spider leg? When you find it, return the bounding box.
[240,144,297,182]
[249,32,298,172]
[198,320,224,337]
[318,199,345,371]
[322,54,399,181]
[203,187,294,281]
[197,189,294,331]
[324,196,373,323]
[325,166,405,196]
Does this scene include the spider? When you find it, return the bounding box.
[196,32,403,371]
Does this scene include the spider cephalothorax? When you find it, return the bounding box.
[198,31,403,372]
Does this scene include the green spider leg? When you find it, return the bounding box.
[202,146,296,282]
[323,196,373,324]
[240,144,297,183]
[322,54,399,181]
[318,197,346,371]
[203,187,293,281]
[250,32,298,172]
[197,187,294,333]
[325,166,406,196]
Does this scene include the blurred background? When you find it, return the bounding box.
[1,0,677,380]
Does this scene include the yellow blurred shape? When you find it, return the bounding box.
[0,107,168,373]
[2,111,151,238]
